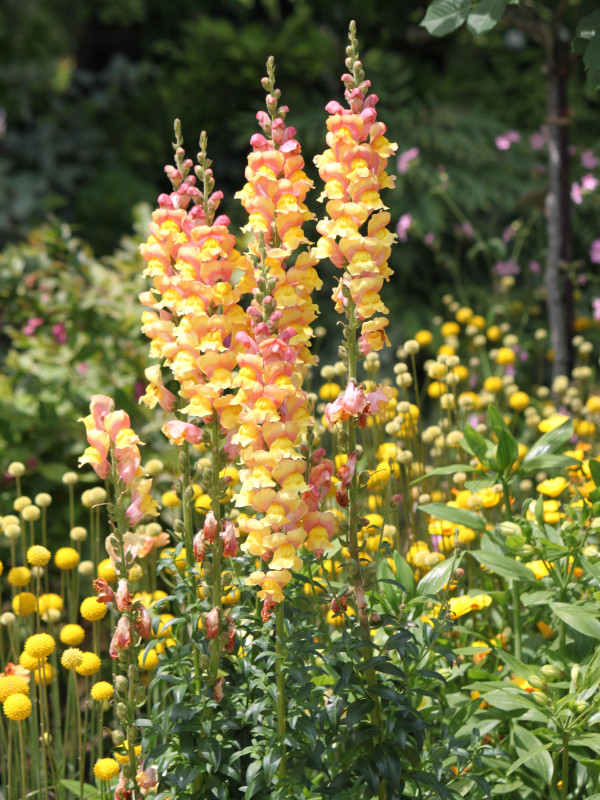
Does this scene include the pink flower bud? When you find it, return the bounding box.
[193,530,206,563]
[116,579,133,612]
[206,607,220,639]
[134,605,152,639]
[221,520,238,557]
[109,615,131,659]
[203,511,219,544]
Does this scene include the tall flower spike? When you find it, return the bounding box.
[313,21,398,358]
[139,124,253,434]
[234,58,335,618]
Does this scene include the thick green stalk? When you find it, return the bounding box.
[275,601,287,781]
[208,416,223,689]
[561,731,569,800]
[181,440,202,695]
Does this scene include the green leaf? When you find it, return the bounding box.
[550,602,600,639]
[418,502,485,531]
[421,0,471,36]
[517,454,581,475]
[523,418,573,463]
[467,0,507,34]
[470,550,536,582]
[510,727,553,784]
[462,424,489,463]
[495,428,519,474]
[263,747,283,786]
[61,781,100,798]
[417,553,463,596]
[393,551,415,595]
[584,31,600,70]
[494,648,537,679]
[589,459,600,489]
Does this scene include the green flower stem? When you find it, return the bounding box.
[208,415,223,690]
[511,580,522,662]
[275,601,287,781]
[561,731,569,800]
[181,441,202,696]
[18,721,27,799]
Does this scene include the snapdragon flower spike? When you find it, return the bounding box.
[313,24,398,357]
[139,125,254,434]
[78,394,160,525]
[233,59,335,615]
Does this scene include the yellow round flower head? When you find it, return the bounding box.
[61,648,83,670]
[508,391,530,412]
[93,758,120,781]
[114,742,142,765]
[0,676,30,702]
[138,648,159,671]
[54,547,80,571]
[91,681,114,702]
[7,566,31,587]
[33,663,55,686]
[80,597,107,621]
[13,592,37,616]
[0,560,3,576]
[38,593,64,614]
[60,624,86,647]
[27,545,51,567]
[20,651,43,671]
[161,490,181,508]
[97,558,117,583]
[25,632,55,659]
[76,652,101,677]
[3,693,32,721]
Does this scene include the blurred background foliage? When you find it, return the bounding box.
[1,0,600,478]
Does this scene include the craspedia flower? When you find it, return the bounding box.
[0,560,3,577]
[93,758,120,781]
[25,632,55,659]
[0,676,30,702]
[13,592,37,616]
[80,596,107,621]
[97,558,117,583]
[33,663,55,686]
[91,681,114,702]
[54,547,80,571]
[27,545,51,567]
[138,648,159,670]
[3,693,32,721]
[7,461,26,478]
[20,651,43,671]
[114,742,142,765]
[7,567,30,587]
[61,648,84,670]
[60,624,86,647]
[21,504,41,522]
[76,652,102,676]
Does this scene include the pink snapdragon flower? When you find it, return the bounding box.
[581,149,598,169]
[589,240,600,264]
[397,147,419,174]
[495,130,520,151]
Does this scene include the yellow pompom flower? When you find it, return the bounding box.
[0,560,3,576]
[194,494,211,514]
[20,651,43,671]
[97,558,117,583]
[13,592,37,616]
[161,490,181,508]
[415,329,433,347]
[60,624,86,647]
[319,382,341,401]
[495,347,516,365]
[33,663,56,686]
[91,681,114,702]
[93,758,120,781]
[3,693,32,721]
[80,597,107,621]
[61,648,84,670]
[38,593,64,614]
[54,547,80,571]
[76,652,102,677]
[138,649,159,670]
[7,567,31,587]
[113,743,142,765]
[0,676,30,702]
[509,391,530,412]
[27,545,51,567]
[25,633,55,659]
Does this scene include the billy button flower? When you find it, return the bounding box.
[0,676,30,702]
[25,632,55,659]
[12,592,37,616]
[61,648,84,670]
[91,681,114,702]
[93,758,120,781]
[81,596,108,621]
[20,651,44,672]
[27,545,51,567]
[76,652,102,677]
[8,566,31,587]
[60,623,86,647]
[55,547,80,570]
[3,693,32,721]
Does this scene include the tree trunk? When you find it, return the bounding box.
[545,34,573,382]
